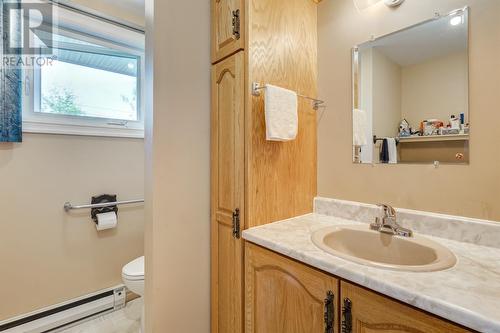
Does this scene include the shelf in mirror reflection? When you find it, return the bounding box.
[398,134,469,143]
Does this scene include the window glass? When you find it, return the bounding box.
[38,31,139,121]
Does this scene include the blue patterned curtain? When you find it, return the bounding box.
[0,0,22,142]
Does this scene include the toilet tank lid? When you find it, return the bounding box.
[123,256,144,278]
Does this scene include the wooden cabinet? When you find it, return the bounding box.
[211,52,245,333]
[211,1,320,332]
[340,281,471,333]
[245,243,339,333]
[244,245,472,333]
[211,0,245,63]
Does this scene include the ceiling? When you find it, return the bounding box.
[359,11,468,67]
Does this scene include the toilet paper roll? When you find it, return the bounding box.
[96,212,117,231]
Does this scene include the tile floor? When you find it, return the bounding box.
[58,299,142,333]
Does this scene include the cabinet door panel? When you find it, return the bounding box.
[246,243,339,333]
[212,0,245,63]
[340,281,472,333]
[211,51,245,333]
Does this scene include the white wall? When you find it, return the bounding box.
[144,0,210,332]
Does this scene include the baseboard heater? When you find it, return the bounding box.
[0,285,126,333]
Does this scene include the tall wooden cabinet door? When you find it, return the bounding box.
[211,51,245,333]
[340,281,471,333]
[245,243,339,333]
[211,0,245,63]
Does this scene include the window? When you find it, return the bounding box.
[23,7,145,138]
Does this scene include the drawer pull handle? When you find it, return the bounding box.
[232,9,241,40]
[342,297,352,333]
[324,291,335,333]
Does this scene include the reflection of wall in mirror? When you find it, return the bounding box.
[372,48,402,162]
[399,141,469,164]
[358,48,468,163]
[358,48,373,163]
[372,48,401,138]
[360,49,468,139]
[401,51,468,129]
[358,48,402,162]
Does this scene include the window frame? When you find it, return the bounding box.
[23,22,145,139]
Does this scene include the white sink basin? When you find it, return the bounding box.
[311,225,457,272]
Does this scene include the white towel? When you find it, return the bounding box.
[387,138,398,164]
[352,109,368,146]
[264,84,298,141]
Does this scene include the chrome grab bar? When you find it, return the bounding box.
[64,199,144,212]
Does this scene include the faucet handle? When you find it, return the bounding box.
[376,203,396,217]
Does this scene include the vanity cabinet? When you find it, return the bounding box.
[211,0,245,63]
[244,243,472,333]
[340,281,471,333]
[245,243,339,333]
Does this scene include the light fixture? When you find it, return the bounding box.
[127,63,135,69]
[353,0,382,11]
[353,0,404,11]
[450,15,464,26]
[384,0,404,7]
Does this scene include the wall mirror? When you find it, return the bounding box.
[352,7,469,165]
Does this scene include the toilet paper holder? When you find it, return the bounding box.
[90,194,118,224]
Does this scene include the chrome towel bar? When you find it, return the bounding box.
[251,82,325,110]
[64,199,144,212]
[373,135,400,145]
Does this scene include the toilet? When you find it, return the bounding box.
[122,256,145,332]
[122,256,144,296]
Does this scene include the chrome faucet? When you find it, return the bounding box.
[370,204,413,237]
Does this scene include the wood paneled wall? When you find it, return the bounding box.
[246,0,318,228]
